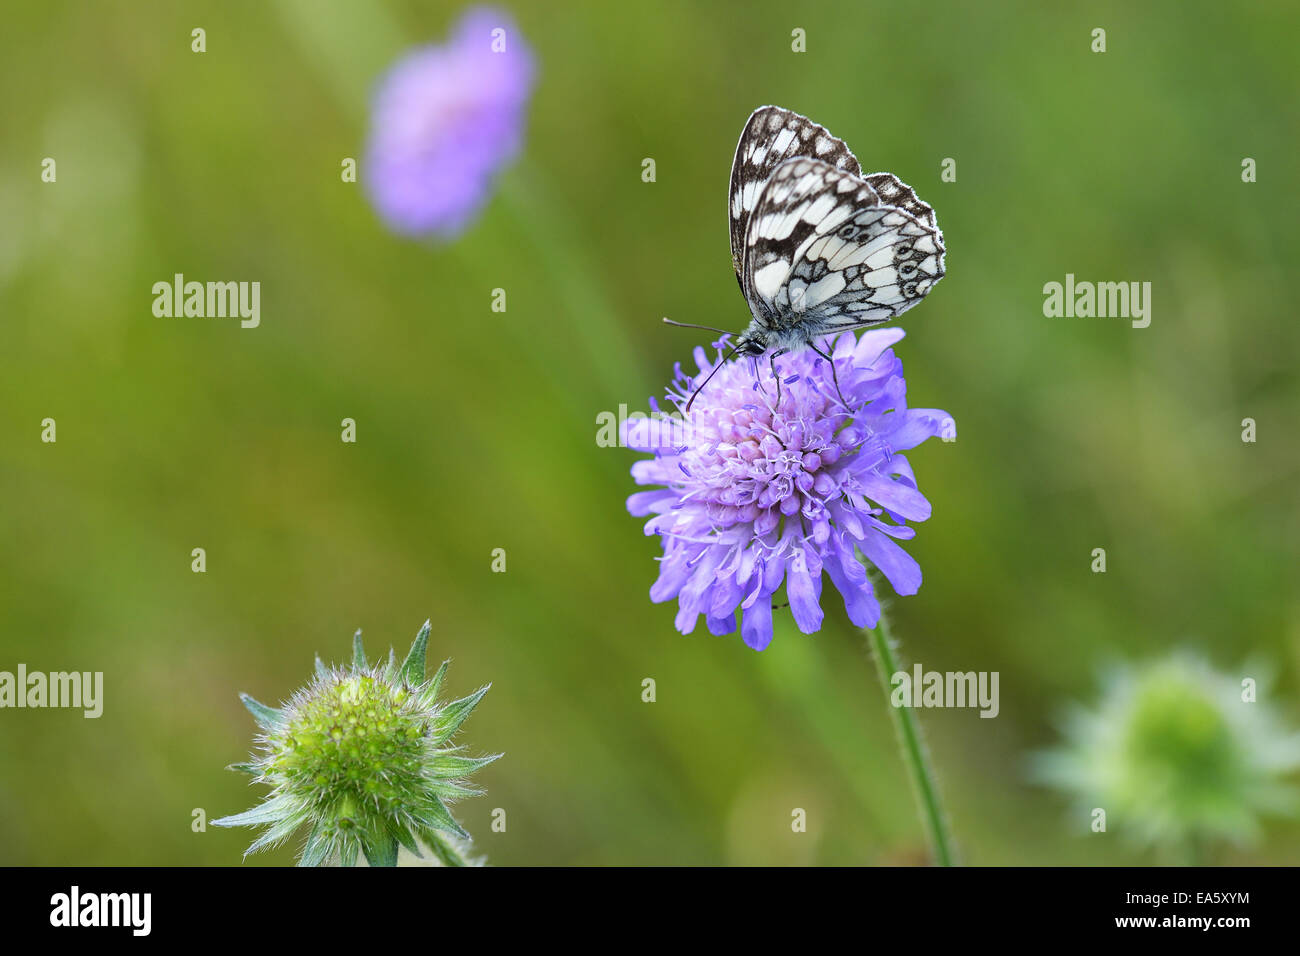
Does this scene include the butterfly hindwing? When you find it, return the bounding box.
[728,106,862,286]
[742,157,945,335]
[863,172,939,231]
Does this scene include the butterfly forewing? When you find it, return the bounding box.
[728,106,862,286]
[742,157,946,334]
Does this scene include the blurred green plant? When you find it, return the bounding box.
[1032,653,1300,863]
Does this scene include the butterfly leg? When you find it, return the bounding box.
[809,340,849,409]
[767,348,790,408]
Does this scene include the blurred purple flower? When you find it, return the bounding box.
[364,7,534,238]
[623,330,953,651]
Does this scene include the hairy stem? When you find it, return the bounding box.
[866,610,957,866]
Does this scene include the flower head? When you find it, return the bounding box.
[364,7,534,238]
[1033,653,1300,855]
[623,329,953,650]
[214,622,499,866]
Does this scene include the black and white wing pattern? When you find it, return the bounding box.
[728,106,863,286]
[741,156,945,336]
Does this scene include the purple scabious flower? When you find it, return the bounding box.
[364,7,534,238]
[623,329,953,651]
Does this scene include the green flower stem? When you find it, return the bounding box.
[866,609,957,866]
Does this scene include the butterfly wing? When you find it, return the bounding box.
[741,157,945,336]
[728,107,862,289]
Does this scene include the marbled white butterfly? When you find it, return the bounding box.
[669,106,945,409]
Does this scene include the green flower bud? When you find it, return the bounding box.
[1033,653,1300,859]
[214,621,499,866]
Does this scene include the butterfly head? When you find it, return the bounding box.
[734,327,770,357]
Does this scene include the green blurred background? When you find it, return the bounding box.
[1,0,1297,865]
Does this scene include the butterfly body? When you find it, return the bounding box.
[734,311,843,358]
[725,107,946,366]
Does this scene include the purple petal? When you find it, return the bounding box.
[881,408,953,452]
[852,327,906,369]
[859,530,923,596]
[630,459,675,486]
[856,473,932,522]
[741,596,774,651]
[786,551,824,634]
[824,536,881,628]
[627,489,673,517]
[649,557,692,603]
[706,612,737,636]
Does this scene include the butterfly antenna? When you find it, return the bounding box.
[684,342,741,413]
[663,317,733,335]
